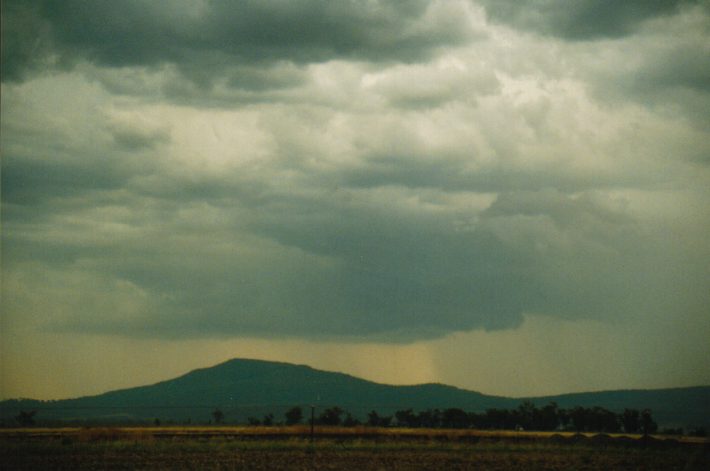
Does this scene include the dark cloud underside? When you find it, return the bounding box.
[479,0,698,39]
[1,0,708,343]
[1,0,475,83]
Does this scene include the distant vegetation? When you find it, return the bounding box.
[235,402,669,435]
[2,359,708,434]
[7,401,707,437]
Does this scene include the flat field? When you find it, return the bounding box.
[2,427,708,470]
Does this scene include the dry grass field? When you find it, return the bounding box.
[2,426,708,470]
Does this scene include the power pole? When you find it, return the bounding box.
[310,405,315,443]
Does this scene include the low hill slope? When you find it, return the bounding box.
[525,386,710,430]
[1,358,707,428]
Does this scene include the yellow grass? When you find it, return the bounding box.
[1,425,707,444]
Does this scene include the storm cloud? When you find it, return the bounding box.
[2,0,709,347]
[1,0,478,83]
[478,0,701,39]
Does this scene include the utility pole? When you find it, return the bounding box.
[310,405,315,443]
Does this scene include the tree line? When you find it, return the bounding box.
[215,402,667,435]
[13,402,706,436]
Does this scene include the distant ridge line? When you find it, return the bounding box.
[1,358,708,428]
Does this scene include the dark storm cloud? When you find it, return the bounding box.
[110,124,171,151]
[4,133,655,340]
[1,157,128,205]
[342,154,655,193]
[1,0,476,83]
[478,0,698,40]
[622,38,710,98]
[1,0,708,345]
[28,183,672,341]
[13,188,532,340]
[569,6,710,125]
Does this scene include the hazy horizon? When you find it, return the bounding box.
[2,1,709,402]
[4,355,710,403]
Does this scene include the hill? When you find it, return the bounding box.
[524,386,710,430]
[1,358,708,429]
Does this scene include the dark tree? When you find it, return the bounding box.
[342,412,359,427]
[640,409,657,436]
[538,402,560,431]
[467,412,484,429]
[558,408,571,430]
[441,408,469,429]
[247,417,261,426]
[366,410,391,427]
[621,409,640,434]
[367,410,381,427]
[262,413,274,426]
[285,406,303,425]
[212,408,224,424]
[418,409,441,428]
[15,410,36,427]
[515,401,536,430]
[567,406,620,433]
[318,407,344,426]
[483,408,514,430]
[591,407,620,433]
[570,407,589,431]
[395,409,419,428]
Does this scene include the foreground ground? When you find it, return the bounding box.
[2,427,708,470]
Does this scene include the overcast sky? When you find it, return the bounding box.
[2,0,709,401]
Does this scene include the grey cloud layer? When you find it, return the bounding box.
[2,1,709,342]
[1,0,476,83]
[479,0,699,39]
